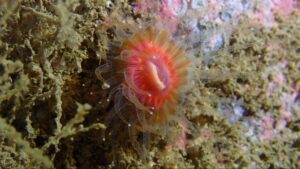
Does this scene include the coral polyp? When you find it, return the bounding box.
[97,27,190,125]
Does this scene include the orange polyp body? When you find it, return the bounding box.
[119,27,189,123]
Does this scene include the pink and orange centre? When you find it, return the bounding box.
[125,41,178,110]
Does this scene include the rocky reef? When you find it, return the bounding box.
[0,0,299,168]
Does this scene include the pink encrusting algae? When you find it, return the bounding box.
[250,0,299,27]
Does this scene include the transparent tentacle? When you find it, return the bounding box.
[124,71,149,96]
[122,85,150,112]
[95,64,112,89]
[104,91,126,127]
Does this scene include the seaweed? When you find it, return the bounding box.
[0,117,53,168]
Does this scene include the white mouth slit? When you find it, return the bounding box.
[147,61,166,91]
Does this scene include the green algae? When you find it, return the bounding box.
[0,117,53,168]
[0,0,299,168]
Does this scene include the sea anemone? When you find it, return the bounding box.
[120,27,189,122]
[96,23,190,130]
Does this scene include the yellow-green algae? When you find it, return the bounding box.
[0,0,299,169]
